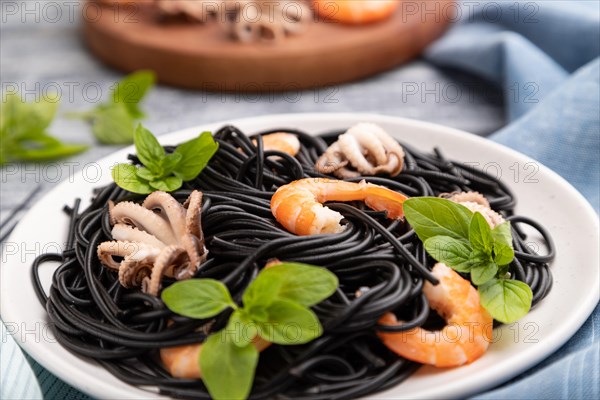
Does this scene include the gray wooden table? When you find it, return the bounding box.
[0,2,505,398]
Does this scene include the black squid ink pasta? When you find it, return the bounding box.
[31,124,555,399]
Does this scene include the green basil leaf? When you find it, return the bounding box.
[492,222,515,266]
[246,305,269,323]
[200,333,258,400]
[136,167,156,182]
[226,310,259,348]
[256,299,322,345]
[111,70,156,119]
[0,93,87,163]
[478,279,532,323]
[149,176,183,192]
[423,236,473,272]
[159,152,182,176]
[10,134,88,161]
[90,103,135,144]
[2,93,59,138]
[243,263,338,309]
[494,241,515,266]
[404,197,473,242]
[111,163,153,194]
[470,261,498,285]
[469,212,494,254]
[161,279,236,319]
[492,221,513,247]
[173,132,219,181]
[134,124,164,173]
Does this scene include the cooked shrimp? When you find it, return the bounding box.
[160,337,270,379]
[313,0,399,25]
[377,263,493,367]
[253,133,301,156]
[271,178,408,235]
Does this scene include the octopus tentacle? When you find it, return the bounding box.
[144,246,189,296]
[111,224,166,248]
[119,258,153,289]
[111,201,177,245]
[143,191,188,239]
[97,241,161,270]
[338,125,388,174]
[184,191,203,240]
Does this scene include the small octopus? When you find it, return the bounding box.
[153,0,313,42]
[97,190,207,296]
[316,123,406,179]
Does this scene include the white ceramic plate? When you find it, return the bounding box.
[1,113,598,399]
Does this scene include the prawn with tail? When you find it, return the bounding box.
[255,132,301,157]
[270,178,408,235]
[377,263,493,367]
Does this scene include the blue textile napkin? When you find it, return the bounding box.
[426,1,600,398]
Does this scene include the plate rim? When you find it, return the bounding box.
[1,112,598,400]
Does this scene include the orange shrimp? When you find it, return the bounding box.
[253,133,301,156]
[271,178,408,235]
[377,263,493,367]
[312,0,399,25]
[160,337,270,379]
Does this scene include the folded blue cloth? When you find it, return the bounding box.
[427,1,599,398]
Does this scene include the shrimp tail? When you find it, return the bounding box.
[363,181,408,219]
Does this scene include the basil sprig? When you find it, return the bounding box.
[69,71,155,144]
[0,93,88,165]
[162,263,338,400]
[111,124,218,194]
[404,197,532,324]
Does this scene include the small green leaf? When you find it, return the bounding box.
[200,333,258,400]
[243,263,338,309]
[134,124,164,173]
[404,197,473,242]
[469,212,494,253]
[478,279,532,323]
[111,70,156,119]
[227,310,259,348]
[494,241,515,266]
[9,134,88,161]
[423,236,474,272]
[149,176,183,192]
[136,167,156,182]
[161,279,236,319]
[111,163,153,194]
[246,305,269,323]
[2,93,59,138]
[492,221,515,266]
[0,93,87,164]
[159,152,182,176]
[256,299,323,345]
[492,221,513,247]
[90,103,135,144]
[471,261,498,285]
[173,132,219,181]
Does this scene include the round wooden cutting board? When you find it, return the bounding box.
[83,1,455,91]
